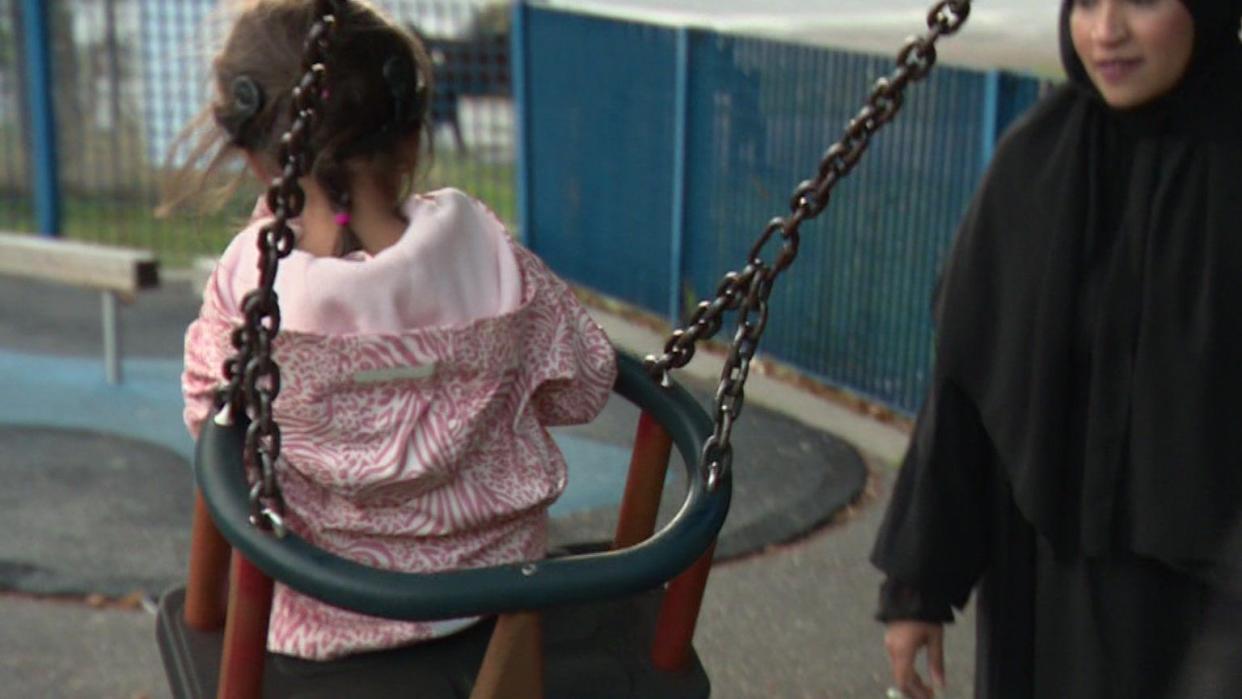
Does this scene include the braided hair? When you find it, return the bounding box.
[161,0,433,255]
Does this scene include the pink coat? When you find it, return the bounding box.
[182,189,616,659]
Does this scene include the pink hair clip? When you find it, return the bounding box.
[334,212,351,226]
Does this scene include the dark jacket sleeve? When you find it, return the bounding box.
[871,377,995,622]
[877,579,955,624]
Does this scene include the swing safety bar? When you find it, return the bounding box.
[193,351,729,621]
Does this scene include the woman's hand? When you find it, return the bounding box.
[884,620,946,699]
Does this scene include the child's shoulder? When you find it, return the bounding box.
[416,186,477,206]
[203,213,269,312]
[415,187,510,233]
[217,216,265,271]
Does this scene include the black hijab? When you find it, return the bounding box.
[880,0,1242,583]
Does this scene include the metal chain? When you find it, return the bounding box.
[214,0,971,529]
[217,0,345,537]
[644,0,972,491]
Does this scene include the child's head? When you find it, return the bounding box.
[162,0,433,217]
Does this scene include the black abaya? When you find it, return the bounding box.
[870,2,1242,697]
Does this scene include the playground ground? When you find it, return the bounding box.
[0,272,977,699]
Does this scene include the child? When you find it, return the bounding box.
[169,0,617,661]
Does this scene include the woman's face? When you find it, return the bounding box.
[1070,0,1195,109]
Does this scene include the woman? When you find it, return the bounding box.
[871,0,1242,697]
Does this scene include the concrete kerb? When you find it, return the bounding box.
[587,310,912,467]
[184,253,913,465]
[0,265,886,600]
[182,256,894,559]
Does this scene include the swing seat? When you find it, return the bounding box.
[156,352,728,698]
[157,585,708,698]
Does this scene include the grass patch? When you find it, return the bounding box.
[0,150,517,268]
[1,192,250,268]
[423,151,517,227]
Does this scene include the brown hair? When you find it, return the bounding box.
[157,0,433,221]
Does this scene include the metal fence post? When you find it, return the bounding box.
[101,291,122,385]
[980,69,1002,174]
[511,0,533,248]
[21,0,62,237]
[668,28,691,326]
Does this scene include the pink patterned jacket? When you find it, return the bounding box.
[182,188,616,660]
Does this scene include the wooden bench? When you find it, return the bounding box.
[0,231,159,385]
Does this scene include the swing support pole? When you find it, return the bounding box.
[651,541,716,672]
[185,491,231,630]
[218,552,275,699]
[613,412,675,549]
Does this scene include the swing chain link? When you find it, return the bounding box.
[218,0,345,537]
[644,0,971,491]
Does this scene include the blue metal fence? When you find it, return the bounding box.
[0,0,33,231]
[519,5,1043,414]
[1,0,514,262]
[4,0,1045,415]
[519,11,679,313]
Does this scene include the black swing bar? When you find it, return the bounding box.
[194,352,728,621]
